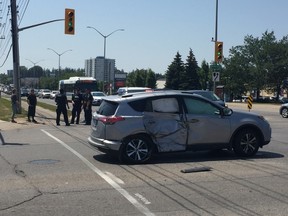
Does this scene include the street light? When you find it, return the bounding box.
[47,48,72,76]
[25,59,44,88]
[87,26,124,89]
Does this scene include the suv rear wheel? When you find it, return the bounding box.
[120,135,154,164]
[233,128,260,157]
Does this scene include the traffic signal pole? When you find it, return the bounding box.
[10,1,67,113]
[215,0,218,43]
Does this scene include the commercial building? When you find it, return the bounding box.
[85,56,115,83]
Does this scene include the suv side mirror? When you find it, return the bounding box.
[223,107,233,116]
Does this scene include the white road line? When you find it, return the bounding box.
[41,129,155,216]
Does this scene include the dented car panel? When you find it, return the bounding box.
[143,112,187,152]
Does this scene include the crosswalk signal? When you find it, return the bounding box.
[65,8,75,35]
[215,41,223,63]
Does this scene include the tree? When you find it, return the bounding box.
[145,69,157,88]
[126,69,157,88]
[179,49,201,90]
[198,60,210,90]
[165,52,184,90]
[223,31,288,100]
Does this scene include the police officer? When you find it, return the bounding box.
[55,88,70,126]
[27,89,37,123]
[82,88,93,125]
[70,88,83,124]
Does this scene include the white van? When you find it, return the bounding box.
[117,87,152,96]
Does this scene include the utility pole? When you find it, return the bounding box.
[10,0,21,112]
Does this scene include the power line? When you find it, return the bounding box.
[0,0,30,69]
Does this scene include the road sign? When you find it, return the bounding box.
[210,64,222,70]
[247,95,253,110]
[212,72,220,82]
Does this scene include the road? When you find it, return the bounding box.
[0,102,288,216]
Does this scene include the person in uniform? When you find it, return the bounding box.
[55,88,70,126]
[82,88,93,125]
[27,89,37,123]
[70,88,83,124]
[10,89,19,123]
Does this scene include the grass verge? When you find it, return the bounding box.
[0,97,27,121]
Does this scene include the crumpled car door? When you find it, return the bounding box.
[142,97,187,152]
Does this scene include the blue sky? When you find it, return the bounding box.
[0,0,288,75]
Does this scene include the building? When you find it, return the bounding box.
[85,57,115,84]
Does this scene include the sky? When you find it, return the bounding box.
[0,0,288,75]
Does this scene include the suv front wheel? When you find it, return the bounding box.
[281,107,288,118]
[233,128,260,157]
[120,135,154,164]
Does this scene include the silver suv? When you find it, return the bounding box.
[88,91,271,164]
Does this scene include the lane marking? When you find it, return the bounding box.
[105,171,125,185]
[41,129,154,216]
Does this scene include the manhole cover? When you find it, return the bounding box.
[29,159,60,165]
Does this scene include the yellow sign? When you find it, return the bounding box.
[247,95,253,110]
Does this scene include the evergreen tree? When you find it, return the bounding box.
[198,60,210,90]
[145,69,156,88]
[180,49,201,90]
[165,52,184,90]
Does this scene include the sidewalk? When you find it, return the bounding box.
[0,99,56,131]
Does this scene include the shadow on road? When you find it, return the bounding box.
[93,149,284,165]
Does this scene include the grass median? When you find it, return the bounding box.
[0,96,71,121]
[0,97,27,121]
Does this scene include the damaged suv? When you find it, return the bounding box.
[88,91,271,164]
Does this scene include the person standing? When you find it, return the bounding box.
[55,88,70,126]
[11,89,19,123]
[82,88,93,125]
[27,89,37,123]
[70,88,83,124]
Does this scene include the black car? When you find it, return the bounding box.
[181,90,226,107]
[20,88,29,97]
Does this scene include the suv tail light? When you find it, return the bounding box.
[98,116,125,125]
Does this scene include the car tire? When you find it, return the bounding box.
[233,128,260,157]
[281,107,288,118]
[120,135,154,164]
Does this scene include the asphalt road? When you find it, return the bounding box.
[0,102,288,216]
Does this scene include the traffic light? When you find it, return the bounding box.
[215,41,223,63]
[65,8,75,35]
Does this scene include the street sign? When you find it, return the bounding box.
[212,72,220,82]
[210,63,222,70]
[247,95,253,110]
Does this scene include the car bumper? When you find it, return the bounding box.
[88,136,122,151]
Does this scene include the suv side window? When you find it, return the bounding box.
[144,97,179,113]
[184,97,219,115]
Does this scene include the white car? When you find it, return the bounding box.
[50,90,59,99]
[38,89,51,99]
[91,91,107,106]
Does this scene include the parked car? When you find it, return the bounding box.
[38,89,51,98]
[91,91,107,106]
[88,91,271,164]
[20,88,29,97]
[181,90,226,107]
[50,90,59,99]
[279,103,288,118]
